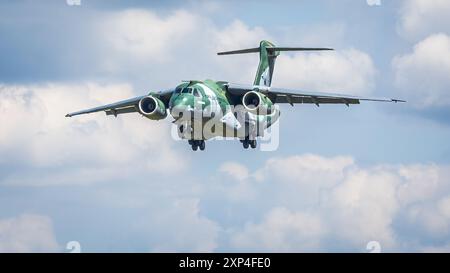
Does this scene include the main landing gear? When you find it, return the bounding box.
[241,137,257,149]
[189,140,206,151]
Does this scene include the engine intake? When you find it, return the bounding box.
[242,91,272,114]
[138,96,167,120]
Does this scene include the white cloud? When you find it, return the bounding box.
[393,33,450,107]
[231,207,325,252]
[0,83,185,186]
[438,196,450,218]
[217,161,257,202]
[222,155,450,252]
[89,8,274,87]
[256,154,354,185]
[397,164,442,205]
[252,155,355,207]
[325,168,400,248]
[100,9,199,62]
[0,214,59,253]
[146,199,220,252]
[398,0,450,41]
[274,49,377,96]
[213,20,269,52]
[403,192,450,240]
[94,8,374,94]
[219,162,250,181]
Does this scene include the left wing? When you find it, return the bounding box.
[65,89,174,117]
[226,83,405,106]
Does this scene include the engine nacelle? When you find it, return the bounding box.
[242,91,273,114]
[138,96,167,120]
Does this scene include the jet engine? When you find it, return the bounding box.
[242,91,273,114]
[138,96,167,120]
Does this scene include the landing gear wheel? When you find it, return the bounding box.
[243,141,249,149]
[190,140,205,151]
[191,140,198,151]
[199,140,206,151]
[250,140,257,149]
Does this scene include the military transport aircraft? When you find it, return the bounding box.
[66,40,404,151]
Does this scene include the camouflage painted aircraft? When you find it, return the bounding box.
[66,40,404,151]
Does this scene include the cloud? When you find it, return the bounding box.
[393,33,450,108]
[2,152,447,253]
[0,214,59,252]
[213,20,269,52]
[324,167,400,248]
[398,0,450,41]
[396,164,442,205]
[93,8,273,87]
[221,155,450,252]
[100,9,200,63]
[255,154,354,185]
[252,155,355,207]
[219,162,250,181]
[274,49,377,96]
[0,83,185,186]
[0,3,377,94]
[143,199,220,252]
[231,207,325,252]
[1,2,446,253]
[217,162,257,202]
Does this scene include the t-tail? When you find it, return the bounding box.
[218,40,333,87]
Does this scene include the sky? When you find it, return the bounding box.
[0,0,450,252]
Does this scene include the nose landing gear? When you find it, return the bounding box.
[189,140,206,151]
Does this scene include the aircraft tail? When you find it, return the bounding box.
[218,40,333,87]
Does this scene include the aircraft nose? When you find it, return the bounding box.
[170,97,192,118]
[170,105,184,118]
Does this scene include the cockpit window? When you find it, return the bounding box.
[174,88,182,94]
[193,88,201,97]
[181,88,192,94]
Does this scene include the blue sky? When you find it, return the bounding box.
[1,0,450,252]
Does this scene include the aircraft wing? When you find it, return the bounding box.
[226,83,405,106]
[65,89,174,117]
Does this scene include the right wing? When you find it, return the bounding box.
[226,83,405,106]
[65,89,174,118]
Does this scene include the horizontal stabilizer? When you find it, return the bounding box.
[271,47,333,51]
[217,48,260,55]
[217,47,333,55]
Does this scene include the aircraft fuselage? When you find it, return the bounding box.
[168,79,280,141]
